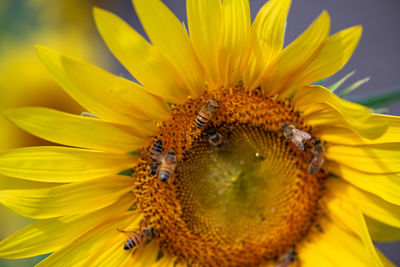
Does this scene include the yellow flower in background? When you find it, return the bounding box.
[0,0,399,266]
[0,0,107,150]
[0,0,111,266]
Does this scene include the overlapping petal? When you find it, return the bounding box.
[286,26,362,94]
[263,11,330,95]
[317,116,400,145]
[326,143,400,173]
[4,107,149,153]
[132,0,204,97]
[298,218,372,266]
[327,163,400,206]
[253,0,290,67]
[328,179,400,230]
[295,86,387,140]
[93,8,189,104]
[0,176,133,219]
[36,45,158,129]
[325,182,390,267]
[244,0,291,90]
[187,0,222,87]
[295,85,373,119]
[0,194,133,259]
[35,212,155,266]
[365,217,400,242]
[81,237,159,266]
[0,146,136,183]
[219,0,252,87]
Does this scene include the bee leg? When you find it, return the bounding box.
[139,219,146,229]
[117,228,136,235]
[303,142,311,150]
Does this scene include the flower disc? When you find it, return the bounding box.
[134,87,327,266]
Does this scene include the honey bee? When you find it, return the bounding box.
[159,151,177,182]
[307,139,325,174]
[118,226,154,251]
[195,99,219,129]
[208,128,223,148]
[282,124,311,151]
[275,248,298,267]
[149,140,163,176]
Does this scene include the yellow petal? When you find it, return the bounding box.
[93,8,189,104]
[305,107,387,139]
[295,86,387,140]
[36,211,142,266]
[318,121,399,145]
[287,26,362,93]
[0,176,132,219]
[0,193,133,259]
[264,11,330,95]
[329,179,400,229]
[298,218,371,267]
[4,107,149,153]
[132,0,204,97]
[0,146,136,183]
[298,242,334,267]
[37,45,169,121]
[326,143,400,173]
[327,162,400,206]
[35,45,156,128]
[245,0,292,90]
[219,0,252,87]
[186,0,222,87]
[83,239,158,266]
[365,114,400,143]
[243,28,276,91]
[365,216,400,242]
[295,85,372,119]
[0,175,61,190]
[325,184,386,267]
[252,0,291,66]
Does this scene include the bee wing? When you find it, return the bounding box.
[117,228,140,236]
[303,131,311,140]
[292,138,305,150]
[319,157,325,167]
[292,129,311,140]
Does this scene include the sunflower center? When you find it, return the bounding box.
[178,124,301,244]
[134,87,326,266]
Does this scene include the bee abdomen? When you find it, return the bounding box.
[150,140,163,161]
[195,114,209,128]
[124,236,139,250]
[159,169,172,182]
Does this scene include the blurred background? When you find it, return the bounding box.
[0,0,399,266]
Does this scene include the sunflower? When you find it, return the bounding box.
[0,0,399,266]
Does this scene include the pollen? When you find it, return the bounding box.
[133,85,327,266]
